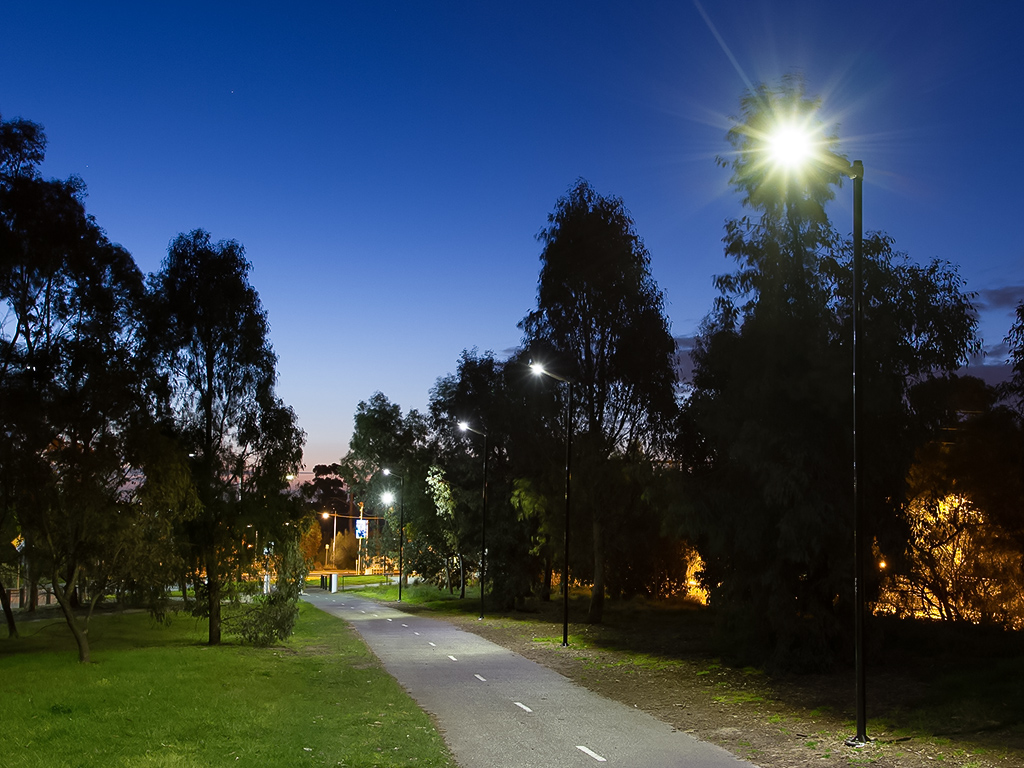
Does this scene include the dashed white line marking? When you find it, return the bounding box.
[576,746,607,762]
[448,655,458,662]
[474,674,487,682]
[414,631,421,636]
[387,618,393,622]
[514,702,532,713]
[428,642,436,647]
[401,623,409,627]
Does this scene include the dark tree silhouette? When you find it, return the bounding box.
[147,229,303,645]
[685,78,979,668]
[520,179,678,624]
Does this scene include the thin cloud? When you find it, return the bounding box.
[975,285,1024,311]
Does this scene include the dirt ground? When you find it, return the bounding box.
[425,598,1024,768]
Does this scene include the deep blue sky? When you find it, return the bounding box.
[4,1,1022,467]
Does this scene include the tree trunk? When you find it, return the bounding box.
[207,558,222,645]
[51,566,90,663]
[587,516,605,624]
[0,577,18,638]
[25,561,36,613]
[542,558,552,601]
[459,554,466,599]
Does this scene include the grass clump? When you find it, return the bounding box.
[1,602,455,768]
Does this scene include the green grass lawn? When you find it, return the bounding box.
[0,603,456,768]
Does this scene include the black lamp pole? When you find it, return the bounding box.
[459,421,489,620]
[531,363,574,647]
[849,159,868,746]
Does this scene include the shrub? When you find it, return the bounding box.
[232,592,299,647]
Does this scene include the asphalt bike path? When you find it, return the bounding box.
[303,590,755,768]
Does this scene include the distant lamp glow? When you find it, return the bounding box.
[321,510,339,568]
[381,491,395,506]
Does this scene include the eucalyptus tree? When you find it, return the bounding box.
[147,229,304,645]
[0,113,200,660]
[685,76,979,667]
[519,179,678,623]
[428,349,548,607]
[339,392,432,583]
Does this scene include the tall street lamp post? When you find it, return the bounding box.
[458,421,488,620]
[383,468,405,602]
[768,126,867,745]
[849,158,867,746]
[530,362,573,647]
[321,510,338,568]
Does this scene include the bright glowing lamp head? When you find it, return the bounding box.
[381,491,395,505]
[458,421,469,431]
[768,123,813,169]
[383,468,392,476]
[321,511,329,520]
[530,363,545,376]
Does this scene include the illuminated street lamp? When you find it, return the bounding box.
[530,362,573,647]
[767,121,868,745]
[321,510,338,569]
[458,421,489,620]
[383,468,405,602]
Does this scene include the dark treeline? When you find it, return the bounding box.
[0,113,305,661]
[4,74,1024,671]
[324,76,1024,670]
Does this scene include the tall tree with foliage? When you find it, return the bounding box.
[339,392,434,583]
[684,76,979,667]
[878,375,1024,626]
[428,348,549,607]
[147,229,304,645]
[519,179,678,623]
[0,113,201,660]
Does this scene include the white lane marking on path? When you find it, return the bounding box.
[414,631,420,636]
[402,623,409,627]
[387,618,393,622]
[428,642,436,647]
[514,702,532,713]
[474,674,486,682]
[576,745,607,762]
[448,655,458,661]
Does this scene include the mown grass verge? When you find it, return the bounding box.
[1,602,455,768]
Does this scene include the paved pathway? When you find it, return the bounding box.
[303,590,756,768]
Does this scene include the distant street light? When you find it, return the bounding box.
[383,468,405,602]
[459,421,489,620]
[321,510,338,569]
[766,120,868,745]
[530,362,574,647]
